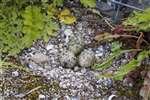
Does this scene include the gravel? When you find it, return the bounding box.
[16,12,132,99]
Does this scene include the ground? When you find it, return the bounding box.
[0,1,149,100]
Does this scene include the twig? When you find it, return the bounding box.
[15,86,42,98]
[103,18,115,29]
[136,32,144,49]
[25,86,41,96]
[87,8,115,29]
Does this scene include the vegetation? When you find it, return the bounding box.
[94,41,123,70]
[80,0,96,8]
[114,49,150,80]
[0,0,150,99]
[0,0,97,57]
[95,8,150,81]
[0,58,29,73]
[115,8,150,80]
[0,0,97,70]
[0,0,60,56]
[123,8,150,32]
[94,41,149,80]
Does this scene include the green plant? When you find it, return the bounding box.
[114,49,150,80]
[0,4,23,56]
[52,0,64,7]
[123,8,150,32]
[80,0,96,8]
[96,48,150,80]
[94,41,149,81]
[0,59,29,73]
[0,0,97,57]
[94,41,122,70]
[0,0,60,56]
[21,6,45,47]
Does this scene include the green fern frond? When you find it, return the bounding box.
[80,0,96,8]
[123,8,150,32]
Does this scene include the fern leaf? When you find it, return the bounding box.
[80,0,96,8]
[123,8,150,32]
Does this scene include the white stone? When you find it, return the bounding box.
[46,44,54,50]
[30,53,49,63]
[38,94,45,99]
[12,71,19,77]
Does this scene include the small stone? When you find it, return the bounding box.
[80,68,87,73]
[12,71,19,77]
[74,66,80,72]
[38,94,46,100]
[79,49,95,68]
[60,50,77,68]
[30,53,49,63]
[71,96,79,100]
[46,44,54,50]
[64,95,71,100]
[59,82,67,89]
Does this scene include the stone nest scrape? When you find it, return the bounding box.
[18,17,129,99]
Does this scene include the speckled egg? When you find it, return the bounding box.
[60,50,77,68]
[78,49,95,68]
[68,36,84,55]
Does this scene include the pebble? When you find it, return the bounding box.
[46,44,54,50]
[30,53,49,63]
[12,71,19,77]
[38,94,46,100]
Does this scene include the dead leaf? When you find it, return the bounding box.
[94,32,111,42]
[58,9,76,24]
[136,32,144,49]
[140,71,150,100]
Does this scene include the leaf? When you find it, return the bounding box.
[140,71,150,100]
[94,41,122,70]
[58,9,76,25]
[59,9,70,16]
[137,50,150,62]
[21,6,46,47]
[94,32,112,42]
[114,50,150,80]
[80,0,96,8]
[52,0,64,7]
[123,8,150,32]
[94,51,121,70]
[113,59,138,80]
[43,34,49,43]
[96,73,114,79]
[111,41,122,52]
[61,16,76,24]
[47,4,59,18]
[0,0,60,56]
